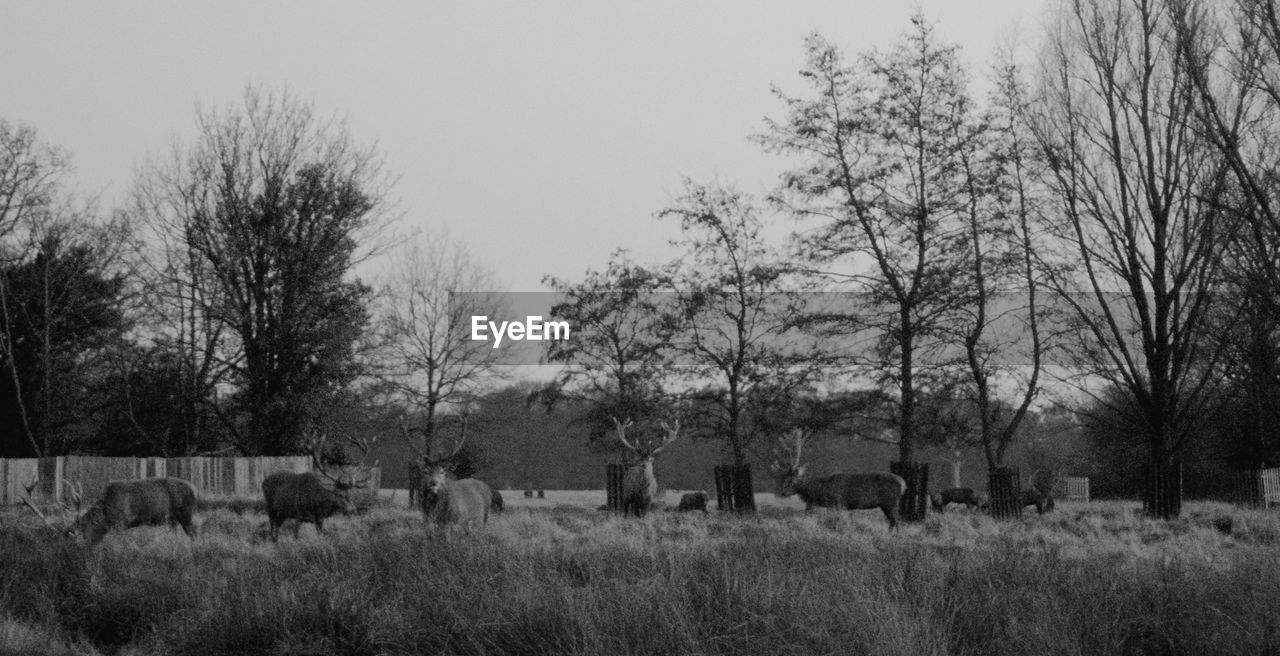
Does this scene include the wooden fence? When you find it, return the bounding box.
[0,456,381,505]
[1053,476,1090,502]
[1228,468,1280,508]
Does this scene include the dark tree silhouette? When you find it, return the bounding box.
[132,87,391,455]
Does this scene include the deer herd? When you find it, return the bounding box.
[9,417,1060,545]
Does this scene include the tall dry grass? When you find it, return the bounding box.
[0,500,1276,655]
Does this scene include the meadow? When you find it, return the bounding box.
[0,492,1278,656]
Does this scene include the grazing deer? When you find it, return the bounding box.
[1021,469,1058,515]
[677,490,710,513]
[77,478,199,545]
[263,446,371,541]
[930,487,987,513]
[613,417,679,518]
[263,470,367,542]
[772,429,906,529]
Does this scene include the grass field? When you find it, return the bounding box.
[0,495,1278,656]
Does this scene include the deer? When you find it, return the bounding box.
[1021,469,1059,515]
[930,487,988,513]
[401,420,493,529]
[771,428,906,529]
[262,430,372,541]
[77,478,199,545]
[676,490,710,513]
[613,416,679,518]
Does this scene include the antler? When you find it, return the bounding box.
[61,479,82,512]
[19,478,58,529]
[306,427,352,488]
[772,428,809,472]
[612,416,638,453]
[653,419,680,456]
[399,420,428,460]
[428,426,468,466]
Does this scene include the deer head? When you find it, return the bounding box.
[401,417,471,502]
[306,428,372,492]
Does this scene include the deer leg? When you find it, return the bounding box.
[882,505,899,530]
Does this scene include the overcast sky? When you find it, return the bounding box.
[3,1,1050,291]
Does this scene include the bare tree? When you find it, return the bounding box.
[1171,0,1280,467]
[760,19,979,470]
[0,122,133,457]
[0,121,69,248]
[131,86,394,455]
[376,229,506,453]
[130,142,231,455]
[543,250,674,450]
[0,121,70,456]
[952,49,1048,476]
[1029,0,1233,517]
[658,180,814,469]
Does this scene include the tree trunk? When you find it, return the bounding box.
[891,461,928,522]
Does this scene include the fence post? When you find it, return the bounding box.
[988,467,1022,520]
[890,461,929,522]
[1144,460,1182,519]
[605,463,625,511]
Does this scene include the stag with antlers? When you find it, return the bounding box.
[400,419,493,528]
[771,428,906,529]
[261,430,371,541]
[613,417,679,518]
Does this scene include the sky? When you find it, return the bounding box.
[2,1,1051,292]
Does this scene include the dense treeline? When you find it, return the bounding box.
[4,2,1280,517]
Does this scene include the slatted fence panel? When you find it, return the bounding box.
[1053,476,1090,502]
[62,457,141,503]
[3,456,371,505]
[1264,469,1280,506]
[0,459,42,505]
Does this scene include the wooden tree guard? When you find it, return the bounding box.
[988,467,1022,521]
[714,464,755,512]
[1144,460,1182,519]
[605,463,626,511]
